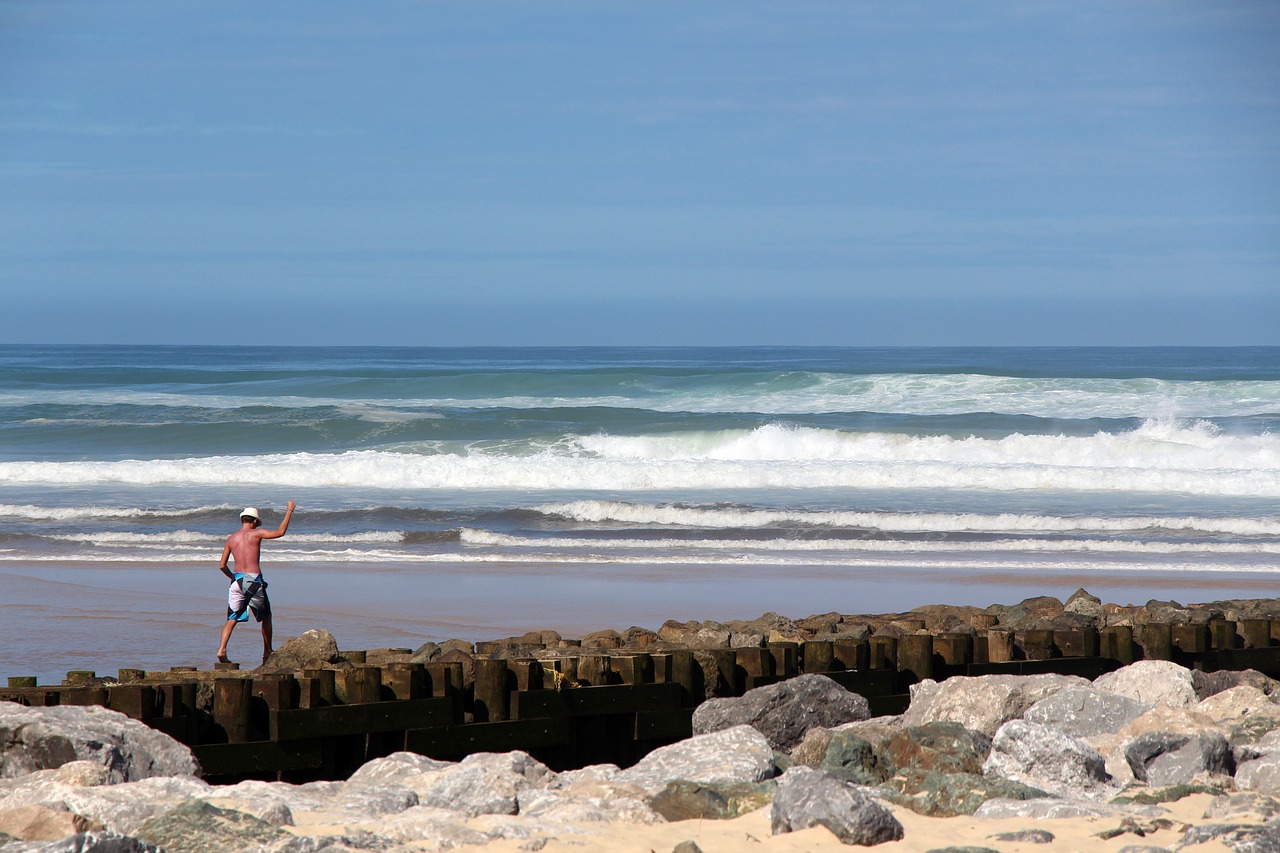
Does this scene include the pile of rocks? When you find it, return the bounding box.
[5,660,1280,850]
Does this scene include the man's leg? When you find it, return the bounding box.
[217,619,236,663]
[260,615,273,664]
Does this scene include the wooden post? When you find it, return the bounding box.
[987,629,1015,663]
[577,655,612,686]
[767,643,799,677]
[300,668,336,706]
[833,640,869,671]
[1208,620,1237,650]
[107,684,155,720]
[117,669,146,683]
[508,659,544,691]
[62,687,109,707]
[1023,630,1055,660]
[473,658,511,722]
[1240,619,1272,649]
[213,678,252,743]
[1100,626,1135,664]
[1053,629,1098,658]
[424,662,464,698]
[1139,623,1173,660]
[1172,623,1208,654]
[933,634,972,667]
[669,650,700,704]
[868,637,897,670]
[382,663,425,700]
[340,666,382,704]
[736,647,774,685]
[65,671,96,686]
[801,641,835,673]
[7,677,37,688]
[613,655,651,686]
[896,634,934,684]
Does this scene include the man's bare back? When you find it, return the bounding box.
[217,500,296,664]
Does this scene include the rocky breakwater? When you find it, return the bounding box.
[7,659,1280,851]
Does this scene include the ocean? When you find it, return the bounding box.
[2,345,1278,681]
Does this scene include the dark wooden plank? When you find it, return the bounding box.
[635,708,693,741]
[272,698,455,741]
[405,718,572,759]
[193,739,324,776]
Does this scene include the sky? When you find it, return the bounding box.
[2,1,1278,346]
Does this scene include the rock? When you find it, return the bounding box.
[258,629,342,673]
[924,848,999,853]
[1125,730,1232,786]
[408,642,440,663]
[881,722,991,776]
[0,702,199,783]
[581,629,621,649]
[672,842,703,853]
[618,725,774,796]
[0,770,212,836]
[1086,704,1227,786]
[972,798,1168,819]
[1192,668,1279,701]
[1237,753,1280,795]
[1093,660,1198,708]
[1196,685,1280,723]
[376,805,492,846]
[0,831,162,852]
[516,786,660,825]
[346,751,454,794]
[983,720,1111,799]
[790,728,833,767]
[1181,817,1280,853]
[770,766,903,845]
[1203,793,1280,821]
[621,627,658,648]
[0,804,100,841]
[691,674,869,751]
[649,780,775,821]
[883,770,1048,818]
[416,751,553,816]
[134,799,287,853]
[989,828,1054,843]
[1024,684,1153,738]
[1064,588,1104,621]
[817,731,887,785]
[900,673,1089,738]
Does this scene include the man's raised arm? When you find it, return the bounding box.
[260,500,297,540]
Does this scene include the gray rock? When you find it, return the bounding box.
[258,629,342,673]
[672,842,704,853]
[973,798,1168,820]
[770,766,903,845]
[1125,731,1232,786]
[881,722,991,776]
[1113,847,1171,853]
[989,828,1054,843]
[901,674,1089,738]
[0,702,198,783]
[1192,669,1280,701]
[649,780,775,821]
[983,719,1111,798]
[345,751,454,795]
[0,831,162,852]
[416,751,553,817]
[883,770,1048,818]
[134,800,286,853]
[1180,818,1280,852]
[818,731,887,785]
[1093,660,1198,708]
[1237,753,1280,795]
[691,674,870,751]
[0,775,214,836]
[618,725,775,796]
[1204,793,1280,821]
[376,805,491,846]
[1025,684,1154,738]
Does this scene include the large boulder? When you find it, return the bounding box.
[1237,754,1280,795]
[1125,731,1233,787]
[0,831,161,852]
[257,629,342,673]
[648,780,776,822]
[0,703,198,783]
[691,674,870,751]
[1024,684,1153,738]
[983,720,1111,799]
[882,770,1048,818]
[900,674,1088,738]
[1093,660,1198,708]
[415,751,553,817]
[618,725,774,796]
[134,800,287,853]
[881,722,991,776]
[1086,705,1228,786]
[770,766,903,845]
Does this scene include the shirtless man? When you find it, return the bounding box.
[217,501,296,665]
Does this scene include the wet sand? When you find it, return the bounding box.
[4,558,1278,684]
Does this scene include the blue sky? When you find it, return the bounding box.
[2,2,1277,346]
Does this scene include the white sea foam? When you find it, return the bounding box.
[534,501,1280,536]
[1,421,1276,496]
[5,374,1279,418]
[46,531,403,545]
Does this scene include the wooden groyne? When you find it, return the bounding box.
[4,616,1280,784]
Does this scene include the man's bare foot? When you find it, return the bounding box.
[216,652,230,664]
[262,650,273,665]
